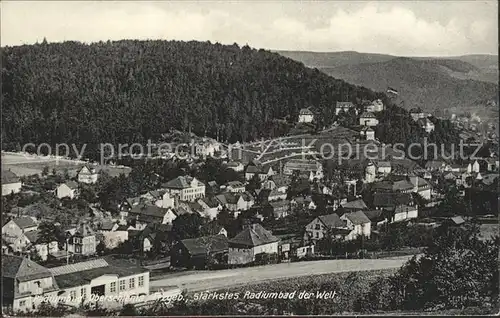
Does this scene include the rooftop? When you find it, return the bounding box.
[229,223,279,247]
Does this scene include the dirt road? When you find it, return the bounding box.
[150,256,413,292]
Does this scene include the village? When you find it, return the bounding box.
[1,98,499,314]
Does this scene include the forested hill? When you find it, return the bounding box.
[2,40,386,151]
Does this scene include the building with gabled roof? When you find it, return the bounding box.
[359,112,379,127]
[162,176,205,202]
[77,165,99,184]
[340,199,368,211]
[304,213,350,242]
[2,170,22,196]
[228,224,280,265]
[2,254,58,312]
[340,211,371,240]
[65,223,97,256]
[56,181,79,199]
[172,234,228,269]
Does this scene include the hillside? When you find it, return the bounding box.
[1,40,386,154]
[321,58,498,115]
[276,50,395,68]
[278,51,498,115]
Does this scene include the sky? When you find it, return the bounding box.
[1,1,498,56]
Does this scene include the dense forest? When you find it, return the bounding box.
[2,40,386,154]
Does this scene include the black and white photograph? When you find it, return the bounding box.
[1,0,498,316]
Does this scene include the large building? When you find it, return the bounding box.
[2,255,150,313]
[162,176,205,202]
[2,170,22,196]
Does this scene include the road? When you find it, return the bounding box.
[150,256,413,292]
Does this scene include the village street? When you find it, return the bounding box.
[150,255,414,292]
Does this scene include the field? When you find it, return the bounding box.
[1,152,131,177]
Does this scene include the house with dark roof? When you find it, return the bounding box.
[215,191,255,212]
[359,112,379,127]
[56,181,79,199]
[363,210,389,228]
[125,204,177,230]
[77,165,99,184]
[65,223,97,256]
[245,162,275,181]
[2,170,22,196]
[268,200,290,219]
[2,254,58,312]
[373,192,413,210]
[335,101,356,115]
[228,224,280,265]
[135,223,173,253]
[162,176,205,202]
[304,213,350,242]
[197,196,223,220]
[171,234,228,269]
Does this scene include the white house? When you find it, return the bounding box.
[360,126,375,141]
[56,181,79,199]
[77,165,99,184]
[162,176,205,202]
[2,170,22,196]
[304,213,349,242]
[359,112,379,127]
[340,211,371,240]
[298,108,314,123]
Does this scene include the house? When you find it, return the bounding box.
[485,158,499,172]
[425,160,446,171]
[335,101,356,115]
[171,235,228,269]
[391,205,418,223]
[193,138,221,158]
[56,181,79,199]
[65,223,97,256]
[418,118,435,133]
[359,126,375,140]
[197,197,223,220]
[226,161,244,172]
[23,230,59,261]
[267,174,291,193]
[298,108,314,123]
[162,176,205,202]
[268,200,290,219]
[224,181,246,193]
[215,192,254,212]
[340,199,368,211]
[136,223,172,253]
[283,159,323,180]
[363,210,389,228]
[77,165,99,184]
[2,170,22,196]
[373,192,413,210]
[228,224,280,265]
[245,163,275,181]
[2,254,59,312]
[372,175,431,200]
[141,190,175,209]
[2,217,38,244]
[371,99,384,112]
[375,161,392,174]
[130,204,178,228]
[340,211,371,240]
[445,216,466,226]
[304,213,349,242]
[267,189,287,202]
[409,108,426,121]
[359,112,379,127]
[99,222,129,250]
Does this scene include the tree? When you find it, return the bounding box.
[42,166,49,177]
[119,303,138,316]
[172,213,204,240]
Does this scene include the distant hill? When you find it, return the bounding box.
[277,51,498,115]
